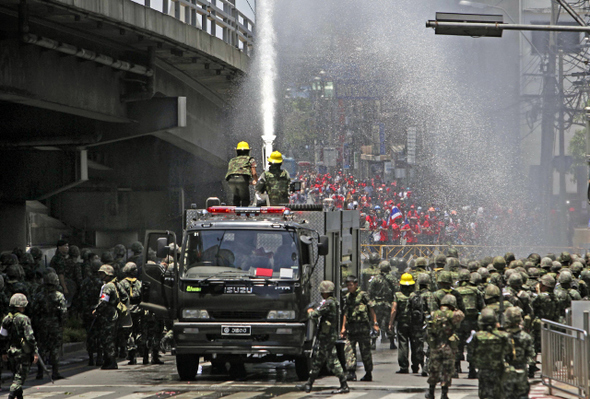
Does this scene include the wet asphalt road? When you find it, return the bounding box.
[9,339,541,399]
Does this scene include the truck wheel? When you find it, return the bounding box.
[176,354,199,380]
[295,356,311,381]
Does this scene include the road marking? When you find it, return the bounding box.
[270,392,310,399]
[221,392,265,399]
[117,394,156,399]
[170,391,215,399]
[22,393,59,399]
[65,392,116,399]
[334,392,367,399]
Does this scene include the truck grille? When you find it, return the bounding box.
[208,311,268,320]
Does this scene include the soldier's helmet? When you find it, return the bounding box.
[487,264,497,273]
[113,244,126,257]
[446,247,459,259]
[369,252,381,265]
[560,251,572,265]
[507,273,523,287]
[379,260,391,273]
[477,267,489,279]
[493,256,507,271]
[528,253,541,266]
[551,261,562,273]
[44,272,60,286]
[319,280,335,293]
[546,253,557,261]
[468,261,480,272]
[484,284,501,300]
[478,307,497,327]
[458,269,470,282]
[20,253,34,266]
[470,272,482,285]
[69,245,80,259]
[504,252,516,264]
[417,273,430,286]
[581,270,590,282]
[98,264,115,276]
[524,260,534,271]
[540,257,553,269]
[558,270,573,285]
[6,265,20,279]
[446,258,459,271]
[435,254,447,267]
[415,257,427,267]
[540,274,556,288]
[130,241,144,254]
[511,260,524,269]
[441,294,457,308]
[481,256,493,268]
[397,258,408,271]
[504,306,523,327]
[101,252,114,264]
[528,268,540,278]
[400,273,415,286]
[29,247,43,261]
[571,261,583,275]
[437,271,453,284]
[9,293,28,308]
[123,262,138,276]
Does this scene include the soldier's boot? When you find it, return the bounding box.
[52,364,65,380]
[455,361,462,374]
[151,351,164,365]
[95,351,104,367]
[332,379,349,394]
[36,363,43,379]
[346,371,357,381]
[360,371,372,381]
[424,384,435,399]
[143,348,150,365]
[390,338,397,350]
[7,392,16,399]
[296,377,315,393]
[87,352,95,366]
[468,364,477,379]
[371,338,377,350]
[441,386,449,399]
[128,350,137,365]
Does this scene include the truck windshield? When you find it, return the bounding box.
[182,230,300,280]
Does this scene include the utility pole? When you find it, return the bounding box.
[558,48,567,244]
[540,2,558,242]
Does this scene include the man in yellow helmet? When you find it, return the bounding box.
[255,151,290,206]
[225,141,258,206]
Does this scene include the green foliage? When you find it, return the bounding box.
[568,128,586,181]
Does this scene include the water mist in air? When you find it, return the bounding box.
[255,0,277,168]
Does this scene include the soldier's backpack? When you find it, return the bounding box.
[410,291,426,327]
[394,291,412,326]
[457,285,478,317]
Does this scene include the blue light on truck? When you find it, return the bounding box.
[182,309,210,319]
[267,310,296,320]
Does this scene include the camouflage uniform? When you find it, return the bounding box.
[426,301,464,398]
[94,272,124,369]
[1,307,37,398]
[256,165,291,205]
[343,287,373,375]
[504,309,535,399]
[119,275,142,364]
[80,269,103,366]
[455,278,484,377]
[471,311,513,399]
[226,155,255,206]
[142,311,165,364]
[393,286,418,373]
[368,266,396,347]
[409,278,437,376]
[554,273,581,324]
[31,276,67,378]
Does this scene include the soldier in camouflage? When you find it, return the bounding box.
[31,272,67,380]
[409,273,437,377]
[1,293,39,399]
[503,307,535,399]
[433,272,465,314]
[256,151,290,206]
[5,265,29,300]
[455,269,484,378]
[425,294,464,399]
[488,256,506,288]
[80,260,104,366]
[368,261,397,349]
[569,261,588,298]
[554,270,581,324]
[226,141,258,206]
[342,275,378,382]
[296,281,349,394]
[390,273,418,374]
[470,308,513,399]
[49,239,69,297]
[118,262,142,365]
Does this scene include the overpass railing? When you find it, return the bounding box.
[136,0,254,55]
[361,244,585,261]
[541,315,590,399]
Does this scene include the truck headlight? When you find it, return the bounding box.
[182,309,210,319]
[267,310,295,320]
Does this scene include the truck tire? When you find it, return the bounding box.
[295,356,311,381]
[176,354,199,380]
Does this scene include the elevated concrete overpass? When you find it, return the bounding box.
[0,0,254,249]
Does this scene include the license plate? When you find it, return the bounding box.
[221,325,251,336]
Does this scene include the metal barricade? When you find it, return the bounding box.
[541,315,590,399]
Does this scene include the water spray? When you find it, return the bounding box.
[256,0,277,170]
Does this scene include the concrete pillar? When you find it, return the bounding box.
[0,202,27,250]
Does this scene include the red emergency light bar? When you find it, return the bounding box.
[207,206,289,215]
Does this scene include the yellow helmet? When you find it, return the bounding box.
[268,151,283,164]
[236,141,250,151]
[400,273,415,286]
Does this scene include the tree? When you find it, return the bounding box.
[568,128,586,182]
